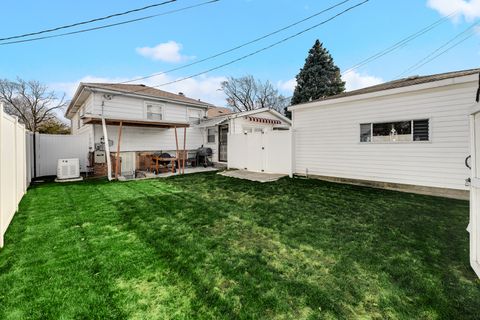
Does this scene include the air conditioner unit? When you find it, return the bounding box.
[57,159,80,180]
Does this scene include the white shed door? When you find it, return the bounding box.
[469,110,480,277]
[246,132,265,172]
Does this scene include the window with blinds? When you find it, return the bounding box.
[360,119,429,143]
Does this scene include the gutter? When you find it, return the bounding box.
[84,86,212,109]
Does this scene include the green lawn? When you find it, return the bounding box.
[0,173,479,319]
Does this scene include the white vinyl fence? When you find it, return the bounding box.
[228,130,293,176]
[34,132,90,177]
[0,104,31,248]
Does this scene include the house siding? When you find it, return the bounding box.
[292,81,477,191]
[93,125,206,153]
[90,93,206,122]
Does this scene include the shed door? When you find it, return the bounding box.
[469,110,480,277]
[219,125,228,162]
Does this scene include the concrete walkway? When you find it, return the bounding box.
[219,170,287,183]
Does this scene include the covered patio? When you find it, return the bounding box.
[83,115,205,180]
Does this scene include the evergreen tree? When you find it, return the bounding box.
[291,40,345,105]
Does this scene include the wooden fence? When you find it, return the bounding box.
[0,103,31,248]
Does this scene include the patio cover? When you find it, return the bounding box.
[82,115,190,128]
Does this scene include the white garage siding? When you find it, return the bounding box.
[292,79,478,191]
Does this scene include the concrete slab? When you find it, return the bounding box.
[219,170,287,183]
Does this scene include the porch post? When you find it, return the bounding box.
[101,117,112,181]
[183,127,187,175]
[115,121,123,179]
[174,126,179,174]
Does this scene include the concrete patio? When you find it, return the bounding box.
[219,170,287,182]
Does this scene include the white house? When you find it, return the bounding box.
[65,83,290,178]
[288,68,480,199]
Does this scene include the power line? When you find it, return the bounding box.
[0,0,219,46]
[0,0,177,41]
[395,21,480,79]
[341,11,456,75]
[120,0,355,84]
[124,0,370,95]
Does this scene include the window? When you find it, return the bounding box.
[360,119,429,143]
[360,124,371,142]
[207,128,215,143]
[243,126,263,134]
[188,109,202,124]
[413,119,429,141]
[145,103,163,120]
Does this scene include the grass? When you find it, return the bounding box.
[0,172,479,319]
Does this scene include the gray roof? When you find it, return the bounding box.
[304,68,480,104]
[82,83,214,108]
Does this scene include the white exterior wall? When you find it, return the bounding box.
[93,124,206,153]
[90,93,206,122]
[292,81,478,191]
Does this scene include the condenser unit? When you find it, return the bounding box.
[57,158,81,180]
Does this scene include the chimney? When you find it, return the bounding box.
[178,92,184,96]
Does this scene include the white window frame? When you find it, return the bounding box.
[144,102,164,121]
[188,108,202,124]
[359,118,431,144]
[207,127,216,143]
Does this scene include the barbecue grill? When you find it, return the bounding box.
[196,147,213,167]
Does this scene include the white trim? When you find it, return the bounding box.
[359,118,431,144]
[144,101,164,121]
[289,74,479,111]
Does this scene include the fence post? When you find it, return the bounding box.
[0,103,4,248]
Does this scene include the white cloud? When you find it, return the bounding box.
[427,0,480,22]
[50,74,227,108]
[277,78,297,94]
[342,71,384,92]
[136,41,194,63]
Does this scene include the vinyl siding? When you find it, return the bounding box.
[292,81,477,191]
[90,93,205,122]
[93,124,206,153]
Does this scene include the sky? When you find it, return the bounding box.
[1,0,480,110]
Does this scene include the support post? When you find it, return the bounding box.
[174,126,179,174]
[101,117,112,181]
[183,127,187,175]
[115,121,123,179]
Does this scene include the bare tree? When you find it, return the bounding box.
[0,78,67,132]
[221,75,290,114]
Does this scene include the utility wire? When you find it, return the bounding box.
[395,21,480,79]
[0,0,176,41]
[342,11,457,75]
[121,0,370,95]
[120,0,355,84]
[0,0,218,46]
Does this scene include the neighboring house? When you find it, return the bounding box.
[288,68,480,199]
[207,106,233,118]
[66,83,215,177]
[198,108,291,163]
[65,83,291,176]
